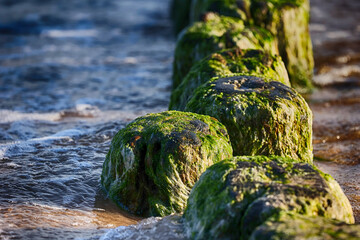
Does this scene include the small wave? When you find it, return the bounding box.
[0,109,61,124]
[60,103,102,119]
[0,128,87,158]
[100,214,186,240]
[42,29,98,38]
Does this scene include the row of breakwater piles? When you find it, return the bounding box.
[0,0,359,239]
[100,0,360,239]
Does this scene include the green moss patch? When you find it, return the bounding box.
[170,48,290,110]
[101,111,233,217]
[173,13,278,89]
[184,156,355,240]
[185,75,313,162]
[170,0,192,35]
[190,0,314,93]
[251,212,360,240]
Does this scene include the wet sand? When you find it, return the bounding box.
[310,0,360,223]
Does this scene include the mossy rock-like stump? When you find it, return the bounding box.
[173,13,278,89]
[251,212,360,240]
[169,48,290,110]
[101,111,233,217]
[185,75,313,162]
[170,0,192,35]
[184,156,355,240]
[190,0,249,23]
[190,0,314,93]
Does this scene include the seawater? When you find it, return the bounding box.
[0,0,173,238]
[0,0,359,239]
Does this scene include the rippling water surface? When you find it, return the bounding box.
[0,0,173,238]
[0,0,359,239]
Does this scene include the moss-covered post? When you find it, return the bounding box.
[185,75,313,162]
[101,111,233,217]
[251,212,360,240]
[184,156,355,239]
[173,13,278,89]
[170,0,193,35]
[190,0,250,23]
[190,0,314,93]
[169,48,290,110]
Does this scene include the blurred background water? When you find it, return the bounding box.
[0,0,358,239]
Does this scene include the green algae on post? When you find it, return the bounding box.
[184,156,355,240]
[169,48,290,110]
[190,0,314,93]
[190,0,249,23]
[173,13,278,89]
[251,212,360,240]
[101,111,233,217]
[185,75,313,162]
[170,0,192,35]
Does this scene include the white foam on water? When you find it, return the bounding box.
[42,29,98,38]
[0,128,87,158]
[0,109,61,124]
